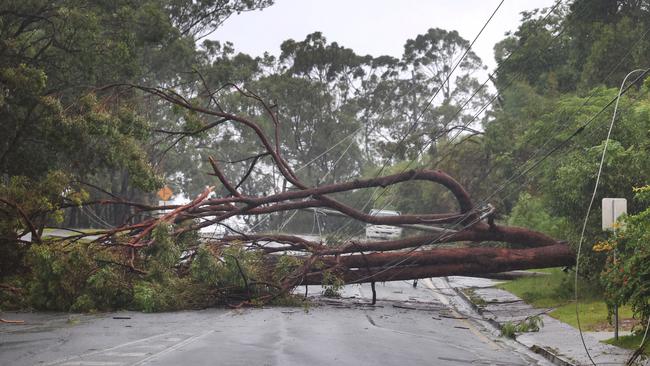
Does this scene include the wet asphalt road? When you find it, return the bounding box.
[1,280,550,366]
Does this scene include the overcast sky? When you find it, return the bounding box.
[211,0,557,72]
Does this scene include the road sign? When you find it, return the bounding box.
[602,198,627,231]
[157,185,173,201]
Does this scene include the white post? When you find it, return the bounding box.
[602,198,627,341]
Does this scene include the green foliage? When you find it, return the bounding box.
[501,315,544,338]
[269,294,310,310]
[500,321,518,339]
[190,245,220,285]
[272,255,303,282]
[0,171,72,276]
[214,244,262,292]
[27,243,96,310]
[26,242,134,312]
[133,281,176,313]
[145,224,182,274]
[85,267,132,311]
[1,0,277,233]
[484,83,650,279]
[0,277,27,310]
[495,2,650,93]
[602,186,650,327]
[507,192,569,238]
[603,333,650,356]
[365,158,458,216]
[461,288,486,306]
[497,268,635,331]
[321,270,344,298]
[70,294,96,313]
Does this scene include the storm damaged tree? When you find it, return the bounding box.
[3,81,575,311]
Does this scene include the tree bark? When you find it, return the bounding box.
[303,244,574,284]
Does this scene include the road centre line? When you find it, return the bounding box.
[44,332,173,366]
[131,330,216,366]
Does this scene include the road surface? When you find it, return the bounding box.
[1,279,551,365]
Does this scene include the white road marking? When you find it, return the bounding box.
[60,362,124,366]
[131,330,216,365]
[129,344,168,350]
[102,352,149,357]
[44,332,173,365]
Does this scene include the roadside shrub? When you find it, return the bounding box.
[602,186,650,328]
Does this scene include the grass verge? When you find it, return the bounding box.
[603,333,649,356]
[496,268,634,331]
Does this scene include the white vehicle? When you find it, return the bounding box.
[365,209,403,240]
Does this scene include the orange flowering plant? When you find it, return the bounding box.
[601,186,650,328]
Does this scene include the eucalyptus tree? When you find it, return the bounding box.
[380,28,489,161]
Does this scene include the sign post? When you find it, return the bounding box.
[157,185,173,216]
[602,198,627,340]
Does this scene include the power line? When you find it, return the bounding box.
[269,0,506,235]
[339,66,650,287]
[482,69,650,205]
[326,0,565,240]
[573,68,648,366]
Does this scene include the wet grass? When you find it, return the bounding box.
[603,333,649,355]
[496,268,634,331]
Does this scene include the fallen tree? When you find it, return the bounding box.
[2,83,575,309]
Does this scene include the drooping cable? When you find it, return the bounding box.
[573,68,648,366]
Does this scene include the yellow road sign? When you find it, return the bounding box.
[157,185,173,201]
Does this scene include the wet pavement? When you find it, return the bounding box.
[1,280,552,366]
[448,276,642,366]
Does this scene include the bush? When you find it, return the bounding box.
[601,186,650,328]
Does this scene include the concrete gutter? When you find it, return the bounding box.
[445,277,578,366]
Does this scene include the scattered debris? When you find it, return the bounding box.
[0,318,25,324]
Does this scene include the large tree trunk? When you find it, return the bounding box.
[302,244,574,284]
